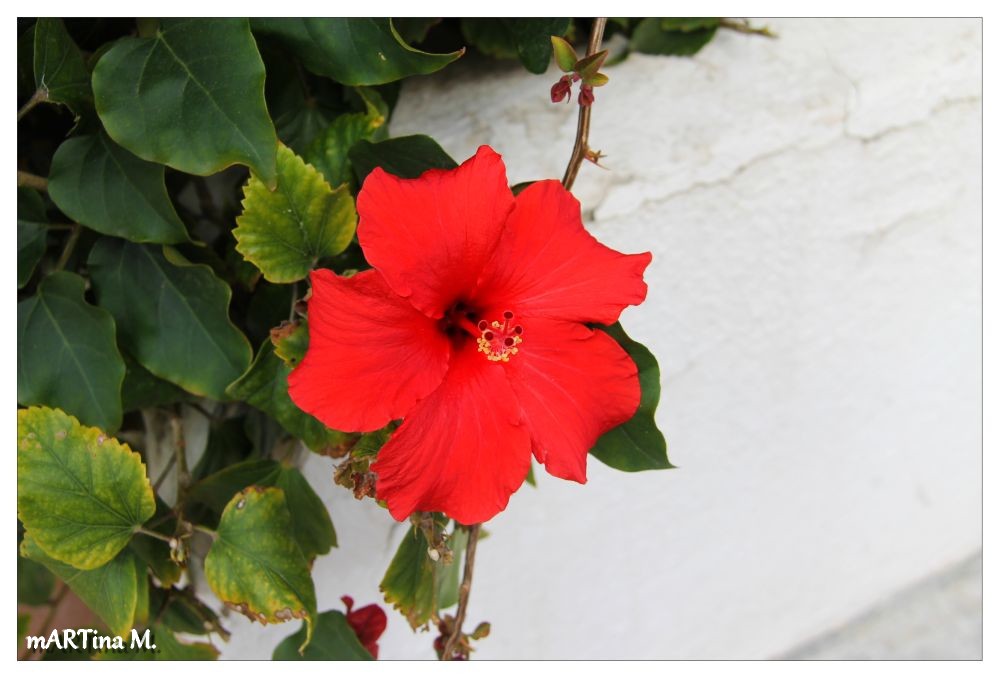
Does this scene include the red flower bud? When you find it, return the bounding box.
[578,84,595,107]
[550,75,572,103]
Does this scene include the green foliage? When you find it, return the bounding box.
[204,487,317,652]
[462,19,571,73]
[251,18,462,86]
[273,611,373,660]
[32,18,91,116]
[17,187,48,289]
[100,623,220,660]
[48,132,189,244]
[305,93,388,190]
[17,550,55,605]
[234,144,357,283]
[17,406,156,570]
[631,18,721,56]
[349,135,457,183]
[17,273,126,431]
[589,324,673,472]
[21,533,140,637]
[88,239,252,401]
[93,19,278,185]
[381,517,468,629]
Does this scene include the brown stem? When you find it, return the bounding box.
[17,88,48,122]
[172,410,191,502]
[54,225,81,271]
[719,18,777,38]
[561,17,607,192]
[441,523,481,660]
[17,171,48,192]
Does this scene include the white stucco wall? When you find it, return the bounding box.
[217,18,982,659]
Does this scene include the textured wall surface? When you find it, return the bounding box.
[215,18,982,659]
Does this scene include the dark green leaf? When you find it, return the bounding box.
[349,135,457,184]
[17,406,156,570]
[17,272,126,432]
[273,610,372,660]
[191,417,254,482]
[273,465,338,559]
[18,552,55,606]
[186,459,281,515]
[392,18,441,45]
[154,587,226,637]
[121,354,189,413]
[234,144,357,283]
[17,187,48,289]
[48,132,189,244]
[93,18,277,185]
[204,487,317,651]
[380,519,467,629]
[631,18,719,56]
[21,533,139,637]
[661,18,722,32]
[226,340,353,455]
[305,101,388,190]
[88,239,252,401]
[463,19,570,73]
[589,324,672,472]
[252,18,462,86]
[33,18,91,115]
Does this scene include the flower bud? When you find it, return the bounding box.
[578,84,595,107]
[550,75,572,103]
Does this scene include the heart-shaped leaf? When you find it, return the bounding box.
[20,533,139,637]
[273,610,372,660]
[589,324,673,472]
[17,272,125,432]
[48,132,189,244]
[93,18,277,185]
[252,18,462,86]
[234,144,357,284]
[88,239,252,401]
[204,486,317,652]
[17,406,156,570]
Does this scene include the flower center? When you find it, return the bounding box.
[476,311,523,363]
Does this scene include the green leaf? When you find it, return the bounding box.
[589,324,672,472]
[661,18,722,32]
[462,19,570,73]
[129,497,182,587]
[551,35,578,72]
[21,533,139,637]
[271,320,310,367]
[584,72,610,87]
[204,487,317,652]
[393,18,441,45]
[187,459,336,560]
[17,406,156,570]
[574,50,609,79]
[100,623,219,660]
[350,427,391,458]
[631,18,720,57]
[154,588,225,637]
[252,18,462,86]
[226,340,352,455]
[273,465,338,559]
[17,187,48,289]
[273,610,372,660]
[33,18,91,115]
[93,18,277,185]
[380,519,468,629]
[17,272,126,432]
[18,551,55,606]
[48,132,189,244]
[191,417,254,482]
[88,239,252,401]
[349,135,457,184]
[121,354,189,413]
[305,103,388,190]
[234,144,357,284]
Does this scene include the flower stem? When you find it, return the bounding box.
[561,17,607,192]
[135,526,174,544]
[441,523,481,660]
[54,225,81,271]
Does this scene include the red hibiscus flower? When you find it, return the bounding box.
[341,595,387,659]
[288,146,651,524]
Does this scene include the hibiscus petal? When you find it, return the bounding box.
[504,320,641,483]
[357,145,515,319]
[475,179,651,325]
[371,345,531,524]
[288,269,450,432]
